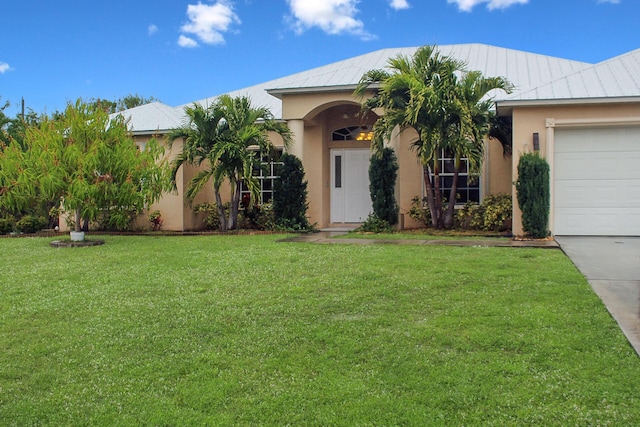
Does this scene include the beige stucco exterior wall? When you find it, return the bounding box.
[389,127,512,229]
[130,135,219,232]
[129,129,288,232]
[279,89,512,229]
[510,102,640,236]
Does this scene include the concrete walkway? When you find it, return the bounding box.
[555,236,640,356]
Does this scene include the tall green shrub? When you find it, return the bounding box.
[515,153,550,238]
[273,153,311,231]
[369,147,399,226]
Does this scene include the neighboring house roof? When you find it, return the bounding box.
[501,48,640,105]
[113,101,184,135]
[120,43,637,133]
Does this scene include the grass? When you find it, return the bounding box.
[1,235,639,425]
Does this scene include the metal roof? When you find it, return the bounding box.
[113,102,184,135]
[118,43,619,133]
[502,48,640,104]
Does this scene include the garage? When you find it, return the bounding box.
[554,126,640,236]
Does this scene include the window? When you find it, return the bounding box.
[332,126,373,141]
[425,150,480,204]
[240,150,283,205]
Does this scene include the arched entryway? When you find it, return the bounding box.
[284,98,380,228]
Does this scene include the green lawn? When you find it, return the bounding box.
[1,235,639,425]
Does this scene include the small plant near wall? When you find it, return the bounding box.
[355,214,394,233]
[515,153,550,238]
[456,193,512,232]
[195,202,276,231]
[194,203,224,231]
[148,210,163,231]
[408,196,432,227]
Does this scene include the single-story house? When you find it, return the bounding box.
[120,43,640,236]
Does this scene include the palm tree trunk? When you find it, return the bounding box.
[229,181,241,231]
[423,165,439,228]
[215,189,227,232]
[432,160,444,229]
[444,167,459,229]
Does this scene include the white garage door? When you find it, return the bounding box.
[554,126,640,236]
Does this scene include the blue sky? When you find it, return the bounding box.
[1,0,636,115]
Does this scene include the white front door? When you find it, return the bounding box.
[331,148,372,223]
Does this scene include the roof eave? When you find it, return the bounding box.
[497,95,640,108]
[131,129,172,136]
[267,84,372,98]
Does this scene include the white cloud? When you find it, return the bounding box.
[597,0,620,3]
[448,0,528,12]
[0,62,10,74]
[148,24,158,35]
[178,35,199,48]
[390,0,410,9]
[179,1,240,47]
[286,0,375,40]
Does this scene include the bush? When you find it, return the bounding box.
[369,148,399,225]
[456,201,484,230]
[252,203,277,231]
[195,202,278,231]
[16,215,47,234]
[483,193,512,231]
[92,208,138,231]
[194,203,224,231]
[456,193,512,232]
[354,214,393,233]
[408,196,432,227]
[515,153,550,238]
[273,154,311,230]
[238,203,277,231]
[148,210,163,231]
[0,217,15,234]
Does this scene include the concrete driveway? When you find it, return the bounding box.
[555,236,640,356]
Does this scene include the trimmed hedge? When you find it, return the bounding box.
[273,153,311,231]
[515,153,550,238]
[369,147,399,226]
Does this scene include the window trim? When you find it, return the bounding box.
[240,149,284,205]
[423,149,481,205]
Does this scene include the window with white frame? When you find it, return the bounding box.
[240,149,283,205]
[424,149,480,204]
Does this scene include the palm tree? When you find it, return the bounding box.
[168,95,292,231]
[355,45,512,229]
